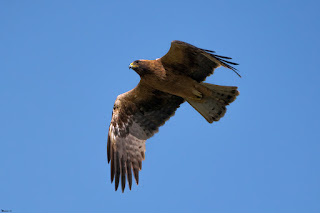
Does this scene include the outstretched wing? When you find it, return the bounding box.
[160,40,240,82]
[107,82,184,192]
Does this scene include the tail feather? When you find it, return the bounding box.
[202,83,239,104]
[187,83,239,123]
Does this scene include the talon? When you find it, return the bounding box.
[192,89,203,100]
[191,94,202,101]
[195,95,202,100]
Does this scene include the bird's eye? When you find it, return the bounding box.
[135,60,139,64]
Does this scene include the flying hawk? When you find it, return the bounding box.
[107,40,240,192]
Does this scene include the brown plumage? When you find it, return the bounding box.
[107,40,240,192]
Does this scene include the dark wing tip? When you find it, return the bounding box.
[213,54,232,60]
[108,131,146,192]
[199,47,241,78]
[109,145,141,192]
[133,162,140,185]
[200,48,216,53]
[221,61,241,78]
[110,144,115,183]
[114,152,120,191]
[121,158,126,193]
[111,158,115,183]
[211,53,241,78]
[107,134,111,163]
[127,160,133,190]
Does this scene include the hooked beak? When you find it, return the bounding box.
[129,63,138,69]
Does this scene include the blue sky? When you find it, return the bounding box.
[1,0,319,212]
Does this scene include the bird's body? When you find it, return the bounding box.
[107,40,240,192]
[140,62,202,101]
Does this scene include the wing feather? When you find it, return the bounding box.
[121,158,126,192]
[160,40,240,81]
[108,82,184,192]
[114,151,120,191]
[107,135,111,163]
[133,162,139,185]
[126,160,133,190]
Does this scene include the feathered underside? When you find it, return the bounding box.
[108,83,184,192]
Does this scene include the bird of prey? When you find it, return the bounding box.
[107,40,240,192]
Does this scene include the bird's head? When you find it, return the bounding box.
[129,60,150,76]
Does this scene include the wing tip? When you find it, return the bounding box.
[210,53,241,78]
[107,134,111,163]
[110,149,142,192]
[198,47,241,78]
[121,158,126,193]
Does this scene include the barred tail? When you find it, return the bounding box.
[186,83,239,123]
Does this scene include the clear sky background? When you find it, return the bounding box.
[1,0,319,213]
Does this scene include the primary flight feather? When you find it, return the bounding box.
[107,40,240,192]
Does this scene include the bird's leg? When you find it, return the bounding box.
[194,84,213,96]
[188,83,216,102]
[193,89,202,99]
[190,88,203,101]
